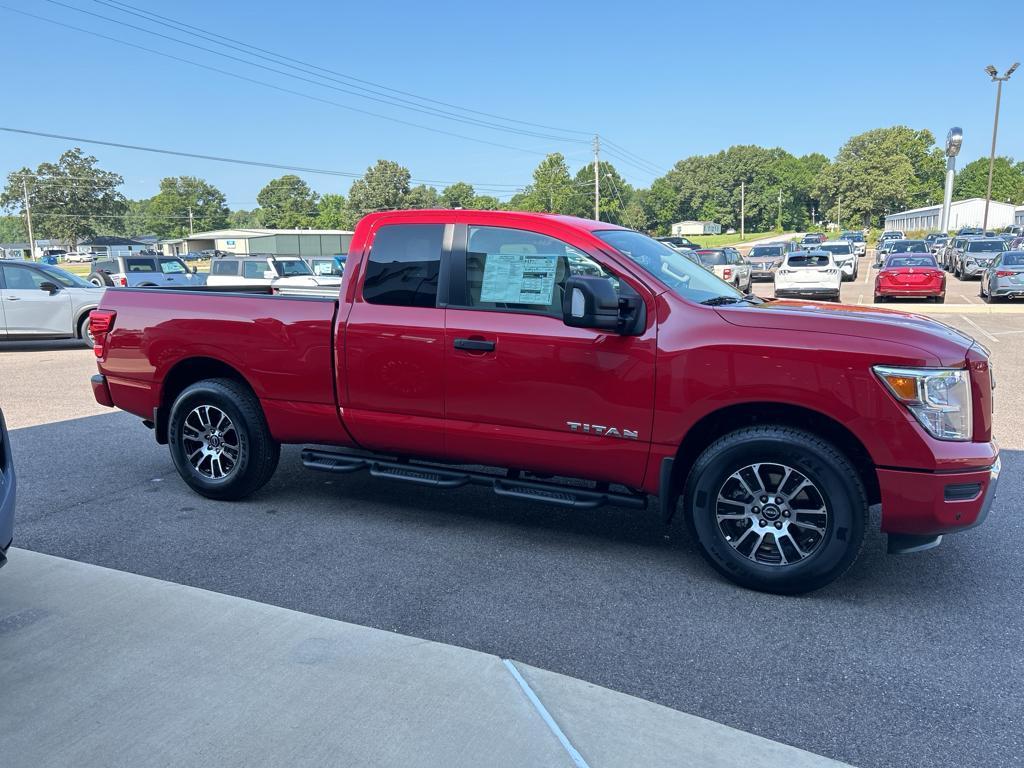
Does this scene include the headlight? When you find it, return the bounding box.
[873,366,973,441]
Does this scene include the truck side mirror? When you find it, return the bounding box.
[562,275,622,332]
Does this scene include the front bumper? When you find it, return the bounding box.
[775,287,839,298]
[962,261,995,278]
[749,265,777,280]
[878,455,1000,538]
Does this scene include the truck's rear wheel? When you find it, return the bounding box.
[683,426,867,594]
[168,378,280,500]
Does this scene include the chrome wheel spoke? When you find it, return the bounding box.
[182,405,238,480]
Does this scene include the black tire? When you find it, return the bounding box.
[77,313,94,347]
[682,426,867,594]
[167,378,280,500]
[874,294,886,303]
[933,294,945,304]
[88,272,112,287]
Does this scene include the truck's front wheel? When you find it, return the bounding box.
[683,426,867,594]
[168,378,280,500]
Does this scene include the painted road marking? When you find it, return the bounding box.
[959,315,1000,343]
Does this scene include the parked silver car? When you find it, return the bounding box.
[87,254,202,288]
[980,250,1024,301]
[954,238,1010,280]
[0,262,102,345]
[746,243,786,281]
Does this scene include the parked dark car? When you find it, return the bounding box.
[657,235,703,251]
[0,406,14,570]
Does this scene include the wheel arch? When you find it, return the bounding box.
[155,357,257,444]
[667,401,880,520]
[75,305,99,338]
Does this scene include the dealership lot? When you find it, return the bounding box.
[2,312,1023,768]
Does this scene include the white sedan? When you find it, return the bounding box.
[773,252,842,302]
[0,261,103,345]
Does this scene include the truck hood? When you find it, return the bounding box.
[715,299,975,366]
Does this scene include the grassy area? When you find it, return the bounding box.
[690,231,795,248]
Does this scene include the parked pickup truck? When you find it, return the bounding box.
[89,210,999,594]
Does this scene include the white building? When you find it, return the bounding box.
[1016,206,1024,227]
[671,220,721,236]
[884,198,1016,233]
[160,228,353,258]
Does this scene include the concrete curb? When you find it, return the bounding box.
[0,549,851,768]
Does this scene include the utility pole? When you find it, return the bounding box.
[740,181,745,241]
[837,195,842,231]
[983,63,1018,231]
[593,134,600,221]
[188,205,194,236]
[777,190,783,231]
[22,177,35,260]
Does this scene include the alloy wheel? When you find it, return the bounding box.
[181,405,240,479]
[715,462,829,566]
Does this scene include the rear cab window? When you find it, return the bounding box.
[362,224,444,307]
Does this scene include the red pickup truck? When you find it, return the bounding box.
[90,210,999,593]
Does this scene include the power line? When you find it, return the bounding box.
[2,5,555,156]
[83,0,591,145]
[0,126,527,190]
[94,0,594,140]
[602,138,669,175]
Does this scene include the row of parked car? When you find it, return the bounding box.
[82,253,347,289]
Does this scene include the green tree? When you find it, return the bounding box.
[953,156,1024,204]
[122,198,152,237]
[146,176,229,238]
[515,153,576,213]
[440,182,476,209]
[0,148,126,247]
[570,161,632,224]
[815,126,944,228]
[256,175,320,228]
[471,195,501,210]
[404,184,440,209]
[0,215,27,242]
[229,208,262,228]
[315,193,357,229]
[347,160,411,214]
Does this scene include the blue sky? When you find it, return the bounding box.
[1,0,1021,205]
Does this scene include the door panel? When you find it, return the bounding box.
[0,265,71,335]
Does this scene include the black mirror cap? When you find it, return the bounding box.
[561,275,644,335]
[38,281,60,294]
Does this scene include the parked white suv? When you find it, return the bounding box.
[206,255,343,289]
[818,241,858,281]
[774,251,842,301]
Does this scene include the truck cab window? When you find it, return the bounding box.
[461,226,613,316]
[363,224,443,307]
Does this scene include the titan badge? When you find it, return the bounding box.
[566,421,639,440]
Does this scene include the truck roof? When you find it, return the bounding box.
[358,208,629,234]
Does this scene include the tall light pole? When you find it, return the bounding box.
[940,127,962,234]
[983,63,1019,231]
[740,181,745,241]
[21,177,35,260]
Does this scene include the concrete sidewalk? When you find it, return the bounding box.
[0,550,849,768]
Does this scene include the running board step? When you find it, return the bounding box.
[301,448,647,511]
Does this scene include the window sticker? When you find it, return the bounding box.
[480,253,558,305]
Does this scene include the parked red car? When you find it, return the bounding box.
[89,210,998,594]
[875,254,946,303]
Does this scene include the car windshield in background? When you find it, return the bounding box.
[696,250,729,266]
[887,256,937,268]
[1001,252,1024,266]
[38,264,92,288]
[819,244,851,254]
[750,246,782,258]
[159,258,188,274]
[841,233,864,242]
[276,259,314,277]
[967,240,1009,252]
[890,241,927,253]
[787,254,831,268]
[594,230,743,304]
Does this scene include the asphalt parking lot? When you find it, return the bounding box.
[3,312,1023,768]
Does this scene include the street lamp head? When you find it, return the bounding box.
[1006,62,1020,78]
[986,65,998,78]
[946,127,963,157]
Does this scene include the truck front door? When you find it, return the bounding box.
[442,224,657,488]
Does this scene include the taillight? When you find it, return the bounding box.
[996,270,1014,277]
[89,309,116,358]
[723,268,732,279]
[115,275,128,287]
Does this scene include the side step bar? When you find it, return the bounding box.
[301,448,647,511]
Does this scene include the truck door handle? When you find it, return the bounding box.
[453,338,495,352]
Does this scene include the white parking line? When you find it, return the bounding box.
[992,329,1024,336]
[863,261,873,284]
[959,315,1000,343]
[857,293,864,305]
[963,294,981,305]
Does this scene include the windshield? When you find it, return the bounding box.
[37,264,92,288]
[967,240,1009,252]
[819,244,852,255]
[841,232,864,242]
[159,258,188,274]
[275,259,314,277]
[887,256,937,268]
[750,246,782,258]
[594,230,743,304]
[891,241,927,253]
[310,258,344,276]
[696,250,729,266]
[787,254,831,268]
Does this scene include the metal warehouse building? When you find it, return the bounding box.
[160,228,354,258]
[884,198,1017,233]
[1016,206,1024,227]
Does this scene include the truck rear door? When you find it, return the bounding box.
[341,220,448,458]
[441,222,656,488]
